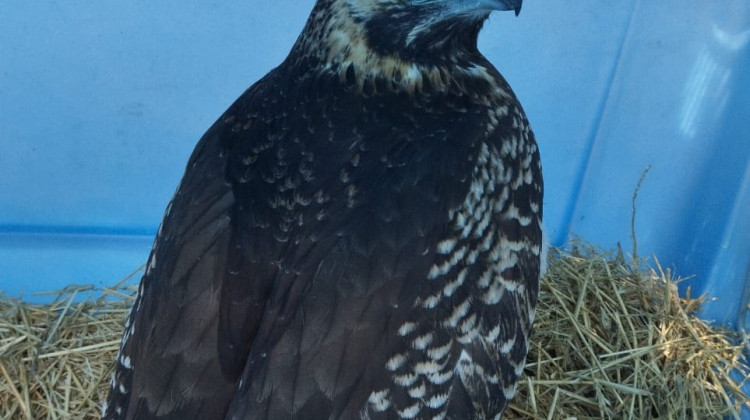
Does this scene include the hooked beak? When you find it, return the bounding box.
[496,0,523,16]
[467,0,523,16]
[412,0,523,17]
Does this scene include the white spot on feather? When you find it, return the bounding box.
[427,369,453,385]
[499,337,516,354]
[426,392,450,409]
[408,382,426,398]
[427,340,452,361]
[398,322,417,336]
[412,332,434,350]
[398,402,421,419]
[368,389,391,412]
[120,355,132,369]
[414,361,441,375]
[503,382,519,400]
[386,353,407,371]
[442,268,467,297]
[436,237,457,255]
[394,372,418,387]
[443,299,471,328]
[432,412,448,420]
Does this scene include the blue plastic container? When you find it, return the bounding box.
[1,0,749,410]
[2,0,749,319]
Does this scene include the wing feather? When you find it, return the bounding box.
[104,90,277,419]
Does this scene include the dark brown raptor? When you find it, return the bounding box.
[103,0,543,418]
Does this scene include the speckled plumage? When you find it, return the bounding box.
[103,0,542,418]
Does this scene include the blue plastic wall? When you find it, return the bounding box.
[1,1,749,334]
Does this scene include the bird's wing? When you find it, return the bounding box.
[217,91,543,420]
[105,85,278,419]
[222,180,449,420]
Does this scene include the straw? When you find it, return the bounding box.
[1,247,748,419]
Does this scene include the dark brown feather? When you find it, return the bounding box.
[103,1,542,419]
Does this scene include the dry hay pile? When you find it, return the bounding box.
[1,247,749,419]
[0,281,135,419]
[506,246,750,419]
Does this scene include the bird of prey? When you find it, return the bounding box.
[102,0,543,418]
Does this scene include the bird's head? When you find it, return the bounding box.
[349,0,521,59]
[290,0,522,91]
[298,0,522,63]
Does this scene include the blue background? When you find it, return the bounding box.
[1,1,749,332]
